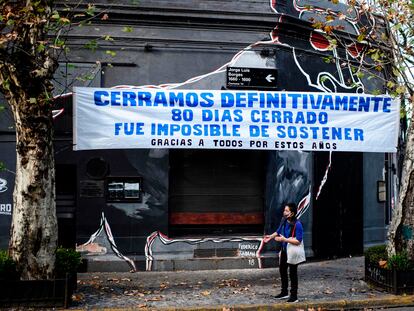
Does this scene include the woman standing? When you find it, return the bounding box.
[263,202,304,303]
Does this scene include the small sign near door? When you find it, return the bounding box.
[106,177,143,203]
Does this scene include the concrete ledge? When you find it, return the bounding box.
[167,295,414,310]
[85,259,132,272]
[83,256,279,272]
[148,257,278,271]
[72,295,414,310]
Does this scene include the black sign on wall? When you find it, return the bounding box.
[80,180,105,198]
[226,67,278,89]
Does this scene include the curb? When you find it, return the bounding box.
[71,295,414,310]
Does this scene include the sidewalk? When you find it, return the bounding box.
[71,256,414,310]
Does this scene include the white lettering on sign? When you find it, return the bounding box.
[240,250,257,257]
[0,204,12,216]
[238,243,259,250]
[238,243,259,257]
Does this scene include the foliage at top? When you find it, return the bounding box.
[0,1,65,93]
[309,0,413,103]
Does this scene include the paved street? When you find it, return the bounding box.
[70,256,414,310]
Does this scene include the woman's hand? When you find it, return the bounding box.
[275,235,286,242]
[276,236,301,245]
[263,235,272,243]
[263,233,278,243]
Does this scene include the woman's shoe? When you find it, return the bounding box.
[287,296,298,303]
[275,292,289,299]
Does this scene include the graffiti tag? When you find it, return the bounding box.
[0,178,8,193]
[0,204,12,215]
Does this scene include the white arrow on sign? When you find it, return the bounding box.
[265,74,275,83]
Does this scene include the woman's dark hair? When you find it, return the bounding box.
[285,202,298,221]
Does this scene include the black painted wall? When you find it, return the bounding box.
[0,0,389,260]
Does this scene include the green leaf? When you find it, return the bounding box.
[312,22,324,30]
[84,39,98,52]
[328,38,337,50]
[356,71,365,79]
[58,17,71,25]
[387,81,395,89]
[37,43,45,53]
[103,35,114,41]
[86,5,96,17]
[0,162,5,171]
[54,39,65,47]
[392,67,400,77]
[396,85,406,94]
[371,50,380,61]
[322,56,333,63]
[105,50,117,57]
[357,33,365,42]
[29,98,37,104]
[76,74,95,82]
[122,26,133,33]
[2,79,10,91]
[0,105,5,112]
[394,23,402,31]
[51,12,60,20]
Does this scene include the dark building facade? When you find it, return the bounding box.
[0,0,394,271]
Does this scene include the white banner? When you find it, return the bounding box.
[73,87,399,152]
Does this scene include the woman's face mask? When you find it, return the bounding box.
[283,206,293,218]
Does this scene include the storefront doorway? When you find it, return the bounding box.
[169,150,266,236]
[313,152,364,257]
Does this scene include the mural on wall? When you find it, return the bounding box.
[271,5,361,94]
[271,0,377,35]
[270,0,385,94]
[73,149,169,271]
[145,232,266,271]
[60,0,383,269]
[76,212,137,271]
